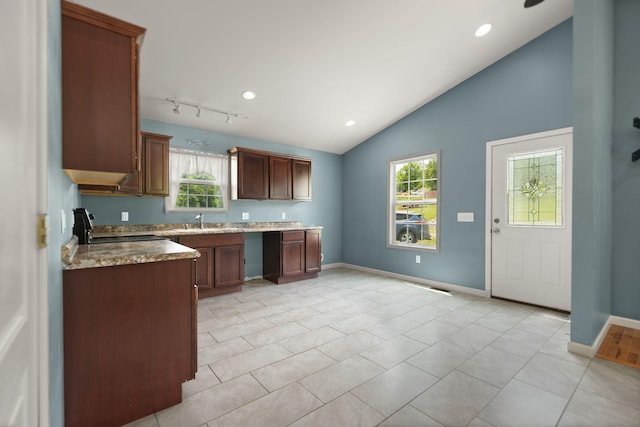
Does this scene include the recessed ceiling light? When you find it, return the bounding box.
[241,90,256,100]
[345,120,355,127]
[475,23,492,38]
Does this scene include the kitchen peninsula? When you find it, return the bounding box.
[62,237,199,427]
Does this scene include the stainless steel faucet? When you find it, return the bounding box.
[195,213,204,229]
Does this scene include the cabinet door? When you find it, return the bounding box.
[269,156,292,199]
[214,245,244,287]
[292,159,312,200]
[194,247,213,291]
[238,150,269,199]
[118,170,143,194]
[305,230,321,273]
[282,241,305,277]
[118,132,143,194]
[144,134,170,196]
[191,261,198,377]
[61,2,144,175]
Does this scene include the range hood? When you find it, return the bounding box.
[64,169,130,192]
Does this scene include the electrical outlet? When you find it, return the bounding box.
[121,211,129,222]
[457,212,474,222]
[242,212,250,221]
[416,255,421,264]
[281,212,286,220]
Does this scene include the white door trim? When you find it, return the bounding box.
[0,0,49,422]
[36,0,50,422]
[484,127,573,297]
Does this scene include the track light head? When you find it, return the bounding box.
[196,107,202,118]
[172,102,180,115]
[524,0,544,7]
[226,114,232,125]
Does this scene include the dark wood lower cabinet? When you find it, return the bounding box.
[63,258,197,427]
[305,229,322,273]
[178,233,245,298]
[263,229,321,284]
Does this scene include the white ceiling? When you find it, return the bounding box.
[74,0,572,154]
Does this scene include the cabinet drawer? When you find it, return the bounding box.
[179,233,244,248]
[282,231,305,242]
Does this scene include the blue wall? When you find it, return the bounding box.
[341,20,573,290]
[47,0,79,425]
[81,119,343,277]
[612,0,640,320]
[571,0,615,345]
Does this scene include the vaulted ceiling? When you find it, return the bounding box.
[75,0,573,154]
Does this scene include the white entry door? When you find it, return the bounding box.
[0,0,48,425]
[487,128,572,311]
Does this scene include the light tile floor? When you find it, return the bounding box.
[126,268,640,427]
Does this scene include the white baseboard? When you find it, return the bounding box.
[608,315,640,330]
[339,263,489,298]
[320,262,345,270]
[567,341,594,358]
[568,315,640,358]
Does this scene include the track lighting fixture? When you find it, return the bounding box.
[166,98,245,124]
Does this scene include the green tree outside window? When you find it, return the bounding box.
[176,171,224,209]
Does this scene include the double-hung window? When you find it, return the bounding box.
[388,151,440,251]
[165,148,229,212]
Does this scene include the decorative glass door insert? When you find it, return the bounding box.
[507,148,563,227]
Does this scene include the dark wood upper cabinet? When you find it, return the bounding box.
[269,156,292,199]
[229,147,312,200]
[236,149,269,199]
[119,132,171,196]
[61,1,145,188]
[292,159,312,200]
[144,132,170,196]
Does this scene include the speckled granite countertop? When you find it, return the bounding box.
[91,221,322,238]
[62,235,199,270]
[62,222,321,270]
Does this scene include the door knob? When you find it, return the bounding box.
[492,228,500,233]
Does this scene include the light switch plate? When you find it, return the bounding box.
[457,212,474,222]
[121,211,129,222]
[242,212,250,220]
[281,212,286,220]
[416,255,421,264]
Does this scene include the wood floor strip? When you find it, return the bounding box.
[596,325,640,369]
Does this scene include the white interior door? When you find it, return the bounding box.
[488,128,572,311]
[0,0,48,425]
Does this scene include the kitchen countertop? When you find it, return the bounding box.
[62,221,322,270]
[62,235,199,270]
[90,221,322,238]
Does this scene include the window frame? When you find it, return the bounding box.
[165,149,229,213]
[387,151,440,252]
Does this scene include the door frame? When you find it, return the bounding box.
[0,0,50,424]
[484,127,573,298]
